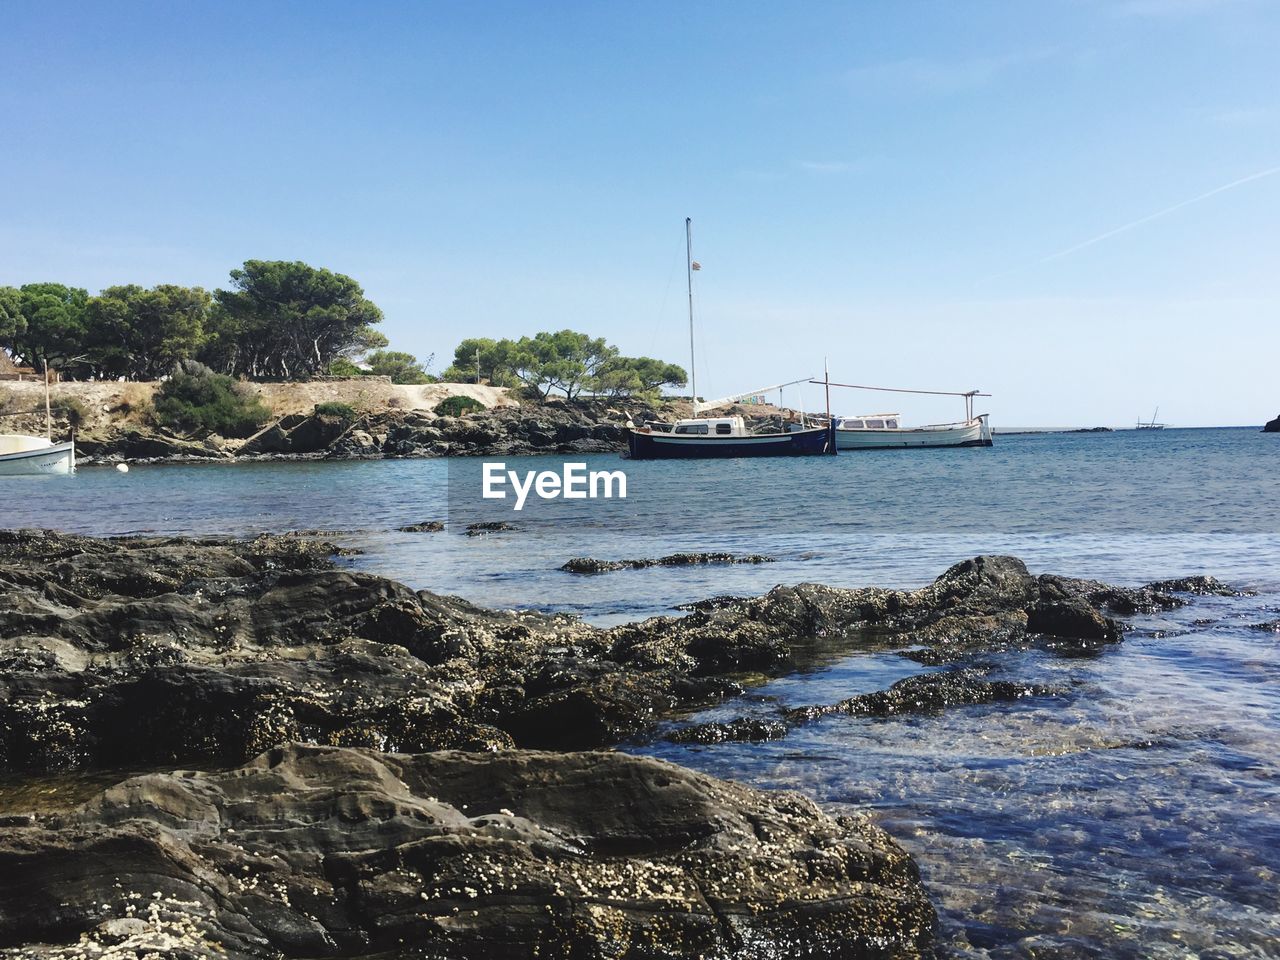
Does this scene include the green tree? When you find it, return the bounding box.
[85,284,210,380]
[593,356,687,398]
[0,287,25,361]
[203,260,384,379]
[441,337,518,386]
[511,330,616,400]
[365,349,434,384]
[6,283,90,373]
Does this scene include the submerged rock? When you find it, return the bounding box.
[666,670,1059,743]
[561,552,776,574]
[0,742,936,960]
[664,716,791,745]
[464,521,516,536]
[1144,575,1249,597]
[398,520,445,533]
[785,669,1059,723]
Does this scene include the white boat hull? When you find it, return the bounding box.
[834,416,992,450]
[0,437,76,476]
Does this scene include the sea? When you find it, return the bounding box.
[4,426,1278,958]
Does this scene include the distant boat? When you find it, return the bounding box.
[0,435,76,475]
[1136,407,1168,430]
[626,219,832,460]
[831,412,992,450]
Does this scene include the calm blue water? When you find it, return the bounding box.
[3,427,1279,957]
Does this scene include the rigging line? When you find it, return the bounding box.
[813,380,990,398]
[648,250,680,357]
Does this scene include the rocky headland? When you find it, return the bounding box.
[0,529,1240,958]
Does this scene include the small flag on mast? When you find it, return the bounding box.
[690,261,701,271]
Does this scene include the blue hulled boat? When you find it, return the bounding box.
[627,415,832,460]
[631,218,834,460]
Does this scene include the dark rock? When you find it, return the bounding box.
[785,669,1058,723]
[665,668,1060,743]
[239,412,354,455]
[0,743,936,960]
[1247,620,1280,633]
[0,535,1205,772]
[1027,600,1120,643]
[664,716,790,744]
[76,429,226,462]
[465,521,516,536]
[1264,414,1280,433]
[1144,575,1249,597]
[561,553,776,574]
[397,520,445,533]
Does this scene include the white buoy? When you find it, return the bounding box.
[116,463,129,473]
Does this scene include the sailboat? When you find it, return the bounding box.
[0,361,76,476]
[1136,407,1167,430]
[626,219,832,460]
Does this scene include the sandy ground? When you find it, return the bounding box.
[0,378,513,434]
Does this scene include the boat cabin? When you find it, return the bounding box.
[670,416,749,437]
[0,434,56,455]
[836,414,901,431]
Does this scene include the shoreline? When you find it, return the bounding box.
[0,527,1241,958]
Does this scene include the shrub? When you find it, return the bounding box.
[314,401,357,420]
[151,368,271,438]
[327,357,365,379]
[49,395,91,429]
[434,395,485,417]
[366,349,435,385]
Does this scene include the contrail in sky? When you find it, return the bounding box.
[1038,164,1280,263]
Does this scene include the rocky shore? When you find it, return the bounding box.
[15,387,800,465]
[0,530,1238,958]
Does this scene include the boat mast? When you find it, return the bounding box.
[686,217,697,415]
[43,359,52,441]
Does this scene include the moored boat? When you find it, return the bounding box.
[833,413,992,450]
[628,415,830,459]
[1,359,78,476]
[813,378,994,452]
[626,218,833,461]
[0,434,76,476]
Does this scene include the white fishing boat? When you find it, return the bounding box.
[0,434,76,475]
[833,412,992,450]
[0,360,77,476]
[812,379,994,451]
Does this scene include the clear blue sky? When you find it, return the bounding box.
[2,0,1277,426]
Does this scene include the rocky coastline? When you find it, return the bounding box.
[0,529,1239,958]
[5,387,802,465]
